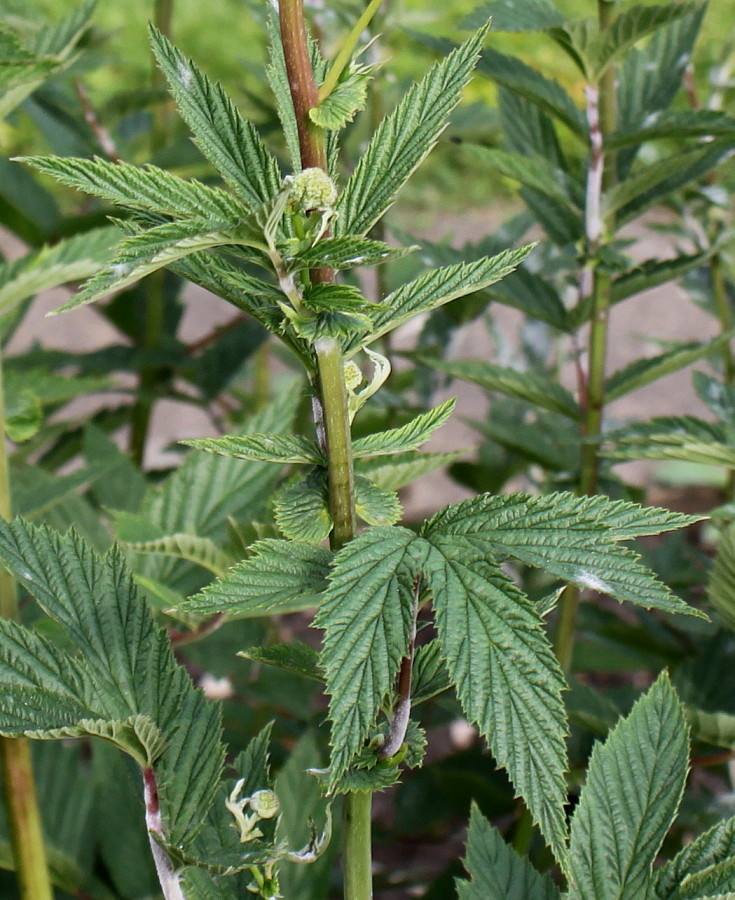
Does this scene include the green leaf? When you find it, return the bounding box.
[608,110,735,150]
[265,3,302,170]
[462,0,565,32]
[357,450,463,491]
[567,672,689,900]
[55,217,264,314]
[20,156,245,221]
[4,386,41,442]
[352,246,531,353]
[335,26,489,236]
[476,47,586,137]
[182,433,322,465]
[287,237,414,271]
[183,540,331,617]
[239,641,324,682]
[709,523,735,633]
[273,473,332,543]
[122,533,236,577]
[457,804,561,900]
[352,399,456,458]
[425,535,568,861]
[468,146,580,216]
[657,816,735,899]
[314,527,424,785]
[605,332,735,401]
[606,140,735,225]
[685,707,735,751]
[425,492,703,618]
[423,358,580,420]
[149,25,281,208]
[0,226,120,320]
[355,476,402,527]
[310,66,371,130]
[410,640,451,705]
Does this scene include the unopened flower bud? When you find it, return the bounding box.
[286,167,337,210]
[249,789,280,819]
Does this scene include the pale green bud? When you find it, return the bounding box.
[249,789,280,819]
[286,167,337,210]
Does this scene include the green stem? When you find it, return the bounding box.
[343,792,373,900]
[0,350,54,900]
[279,3,371,897]
[129,0,176,465]
[554,0,617,674]
[318,0,384,102]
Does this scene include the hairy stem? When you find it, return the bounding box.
[555,0,617,674]
[279,2,371,897]
[143,768,185,900]
[0,349,54,900]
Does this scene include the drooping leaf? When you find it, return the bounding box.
[335,25,489,236]
[352,399,456,458]
[425,534,568,861]
[182,540,331,617]
[122,534,236,577]
[149,25,281,209]
[423,358,580,420]
[239,642,324,682]
[314,527,424,785]
[457,804,561,900]
[567,672,689,900]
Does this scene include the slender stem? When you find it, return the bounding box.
[555,0,617,674]
[143,767,186,900]
[279,3,371,897]
[317,0,384,102]
[379,577,419,760]
[0,350,54,900]
[343,792,373,900]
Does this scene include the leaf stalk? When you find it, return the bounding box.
[317,0,384,102]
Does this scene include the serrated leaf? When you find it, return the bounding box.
[239,642,324,682]
[182,433,322,465]
[686,707,735,751]
[608,110,735,150]
[457,804,561,900]
[0,226,120,319]
[710,524,735,633]
[335,26,489,237]
[5,386,41,442]
[469,146,581,216]
[183,540,331,617]
[423,358,580,420]
[425,492,703,618]
[567,672,688,900]
[476,46,586,136]
[425,534,568,861]
[265,3,302,170]
[149,25,281,208]
[411,640,451,705]
[310,68,371,129]
[605,333,735,401]
[274,473,332,543]
[462,0,565,32]
[123,534,235,577]
[20,156,245,221]
[657,816,735,899]
[352,399,456,458]
[355,475,402,527]
[314,527,424,785]
[286,237,414,271]
[357,450,463,491]
[55,217,265,313]
[350,246,532,354]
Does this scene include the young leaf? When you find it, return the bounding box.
[182,540,332,617]
[349,246,531,353]
[149,25,281,209]
[314,527,425,786]
[567,672,689,900]
[410,640,451,706]
[19,156,246,221]
[352,399,456,458]
[423,358,580,420]
[335,25,489,237]
[273,473,332,543]
[286,236,414,271]
[457,804,561,900]
[355,476,402,527]
[182,433,322,466]
[425,535,568,861]
[357,450,464,491]
[265,3,302,169]
[657,816,735,899]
